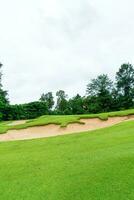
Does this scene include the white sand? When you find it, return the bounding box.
[0,115,133,142]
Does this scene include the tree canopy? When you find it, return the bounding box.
[0,62,134,120]
[116,63,134,109]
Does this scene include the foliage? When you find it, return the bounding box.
[0,62,134,120]
[86,74,114,112]
[40,92,54,110]
[116,63,134,109]
[0,63,9,120]
[55,90,68,114]
[87,74,113,96]
[2,101,49,121]
[68,94,85,114]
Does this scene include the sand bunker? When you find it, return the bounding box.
[8,120,27,126]
[0,115,133,142]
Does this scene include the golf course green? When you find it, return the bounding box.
[0,112,133,199]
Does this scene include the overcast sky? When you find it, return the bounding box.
[0,0,134,104]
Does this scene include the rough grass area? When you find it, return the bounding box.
[0,109,134,134]
[0,120,133,200]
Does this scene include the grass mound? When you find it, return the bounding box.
[0,109,134,134]
[0,120,133,199]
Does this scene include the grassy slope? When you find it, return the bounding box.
[0,120,133,200]
[0,109,134,134]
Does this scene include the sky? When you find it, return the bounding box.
[0,0,134,104]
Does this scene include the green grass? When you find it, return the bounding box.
[0,109,134,134]
[0,120,133,199]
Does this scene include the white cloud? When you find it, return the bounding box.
[0,0,134,103]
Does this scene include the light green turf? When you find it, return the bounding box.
[0,109,134,134]
[0,120,133,200]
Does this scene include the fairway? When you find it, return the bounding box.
[0,120,133,200]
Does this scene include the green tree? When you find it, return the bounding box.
[40,92,54,110]
[0,63,9,104]
[87,74,113,112]
[83,96,101,113]
[116,63,134,109]
[68,94,85,114]
[24,101,49,119]
[0,63,9,120]
[56,90,68,114]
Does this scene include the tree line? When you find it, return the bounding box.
[0,63,134,120]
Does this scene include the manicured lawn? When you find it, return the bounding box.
[0,109,134,134]
[0,120,133,200]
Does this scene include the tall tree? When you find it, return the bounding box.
[40,92,54,110]
[0,63,8,103]
[87,74,113,112]
[0,63,9,120]
[68,94,85,114]
[116,63,134,109]
[56,90,68,114]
